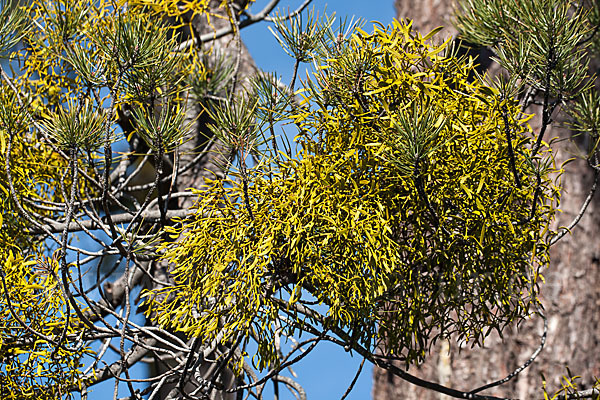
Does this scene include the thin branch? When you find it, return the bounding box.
[289,57,300,93]
[469,310,547,395]
[550,162,599,246]
[227,333,326,393]
[340,357,365,400]
[54,147,82,356]
[531,39,556,157]
[176,0,282,52]
[565,388,600,399]
[115,253,135,398]
[76,338,158,392]
[273,375,306,400]
[31,208,193,234]
[263,0,312,22]
[163,142,180,218]
[501,103,521,188]
[277,299,511,400]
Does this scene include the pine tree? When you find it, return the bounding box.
[0,1,597,399]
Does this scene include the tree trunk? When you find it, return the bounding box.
[146,2,256,398]
[372,2,600,399]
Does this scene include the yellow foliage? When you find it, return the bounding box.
[0,251,92,400]
[143,20,559,368]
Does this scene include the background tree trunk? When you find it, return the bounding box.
[146,2,257,398]
[372,1,600,398]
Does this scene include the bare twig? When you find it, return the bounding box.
[177,0,282,52]
[469,310,547,395]
[31,208,194,234]
[550,161,599,246]
[340,357,366,400]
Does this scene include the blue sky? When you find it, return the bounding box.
[242,0,396,85]
[240,1,395,399]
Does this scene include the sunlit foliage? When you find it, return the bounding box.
[1,0,596,397]
[144,20,558,369]
[0,252,92,400]
[0,0,203,396]
[0,56,88,400]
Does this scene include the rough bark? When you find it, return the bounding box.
[372,2,600,399]
[394,0,458,39]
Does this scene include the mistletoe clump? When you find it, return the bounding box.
[144,19,558,368]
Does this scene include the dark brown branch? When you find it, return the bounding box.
[531,39,556,157]
[276,299,511,400]
[501,104,522,188]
